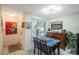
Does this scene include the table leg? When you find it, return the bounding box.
[58,43,60,55]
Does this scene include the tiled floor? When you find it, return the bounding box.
[21,48,73,55]
[6,48,73,55]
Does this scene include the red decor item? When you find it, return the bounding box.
[6,22,17,35]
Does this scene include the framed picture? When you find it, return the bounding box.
[1,17,3,27]
[51,21,63,30]
[5,22,17,35]
[26,22,31,29]
[22,22,25,28]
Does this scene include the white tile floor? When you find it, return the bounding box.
[21,48,73,55]
[7,48,73,55]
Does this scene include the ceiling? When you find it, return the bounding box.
[2,4,79,19]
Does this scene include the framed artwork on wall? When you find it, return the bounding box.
[5,22,17,35]
[26,22,31,29]
[51,21,63,30]
[22,22,25,28]
[1,17,3,27]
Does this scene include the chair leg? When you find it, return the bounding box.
[38,49,39,55]
[46,51,49,55]
[40,50,42,55]
[41,51,42,55]
[34,45,36,54]
[53,51,55,55]
[49,48,52,55]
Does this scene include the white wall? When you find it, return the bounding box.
[24,14,46,51]
[47,12,79,34]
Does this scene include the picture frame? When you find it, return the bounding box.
[26,22,31,29]
[6,22,17,35]
[51,21,63,30]
[22,22,25,28]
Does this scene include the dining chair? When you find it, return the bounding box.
[33,36,41,55]
[40,40,50,55]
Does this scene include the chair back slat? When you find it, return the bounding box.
[33,36,50,54]
[33,37,41,48]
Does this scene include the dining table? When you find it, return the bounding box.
[46,38,60,55]
[33,36,60,55]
